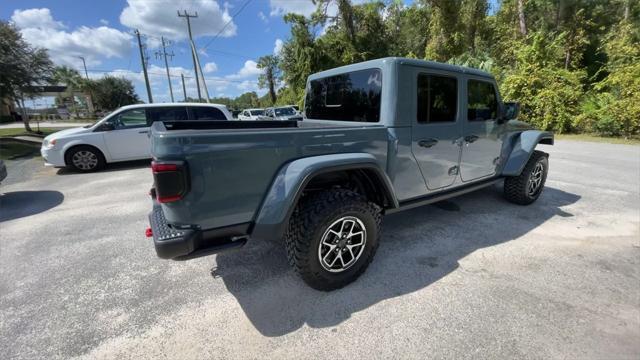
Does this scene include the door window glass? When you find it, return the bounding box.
[417,74,457,123]
[116,109,148,129]
[146,107,188,122]
[191,107,226,120]
[467,80,498,121]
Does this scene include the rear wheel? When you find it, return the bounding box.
[285,189,381,291]
[504,150,548,205]
[66,146,105,173]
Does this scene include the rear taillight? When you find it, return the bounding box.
[151,160,189,203]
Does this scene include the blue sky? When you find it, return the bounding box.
[2,0,499,105]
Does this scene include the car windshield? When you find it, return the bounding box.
[84,110,115,128]
[275,107,295,116]
[250,110,264,116]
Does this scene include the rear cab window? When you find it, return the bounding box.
[305,68,382,122]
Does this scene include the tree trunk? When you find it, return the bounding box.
[517,0,527,36]
[624,0,630,21]
[338,0,357,46]
[268,70,277,105]
[564,50,571,69]
[18,95,32,132]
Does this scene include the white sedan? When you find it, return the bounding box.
[41,103,232,172]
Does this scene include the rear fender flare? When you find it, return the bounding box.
[251,153,398,242]
[502,130,554,176]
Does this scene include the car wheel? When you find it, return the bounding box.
[504,150,548,205]
[285,189,382,291]
[66,146,105,173]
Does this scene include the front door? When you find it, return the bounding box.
[411,71,462,191]
[102,108,151,160]
[460,78,505,182]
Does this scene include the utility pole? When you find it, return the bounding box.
[156,36,175,102]
[78,56,89,79]
[135,29,153,103]
[181,74,187,101]
[178,10,202,101]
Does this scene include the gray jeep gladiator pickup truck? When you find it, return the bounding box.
[147,57,553,290]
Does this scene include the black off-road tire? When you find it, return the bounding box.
[504,150,548,205]
[284,189,382,291]
[65,145,106,173]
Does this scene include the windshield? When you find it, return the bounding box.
[250,110,264,116]
[275,107,296,116]
[84,110,115,128]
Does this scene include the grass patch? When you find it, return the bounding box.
[555,134,640,145]
[0,127,73,138]
[0,139,41,160]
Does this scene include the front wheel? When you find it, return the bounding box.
[285,189,382,291]
[504,150,548,205]
[65,146,105,173]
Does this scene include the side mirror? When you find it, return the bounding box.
[503,102,520,121]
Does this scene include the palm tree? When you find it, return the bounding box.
[53,66,87,118]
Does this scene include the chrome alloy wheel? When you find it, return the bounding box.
[318,216,367,273]
[72,150,98,170]
[527,161,544,196]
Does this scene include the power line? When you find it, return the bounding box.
[82,68,259,84]
[200,0,253,51]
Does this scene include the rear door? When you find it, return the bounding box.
[410,68,463,190]
[460,78,504,182]
[102,108,151,160]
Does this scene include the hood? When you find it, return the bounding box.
[44,127,90,140]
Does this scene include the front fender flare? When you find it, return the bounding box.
[251,153,397,242]
[502,130,554,176]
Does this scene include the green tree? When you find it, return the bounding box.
[257,55,281,105]
[86,76,139,111]
[0,21,54,131]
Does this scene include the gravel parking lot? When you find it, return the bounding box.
[1,140,639,359]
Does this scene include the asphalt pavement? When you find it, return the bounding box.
[0,140,638,359]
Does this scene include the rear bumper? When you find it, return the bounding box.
[148,203,250,260]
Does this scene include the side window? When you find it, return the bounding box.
[467,80,498,121]
[417,74,457,123]
[191,107,226,120]
[116,109,148,129]
[146,107,188,122]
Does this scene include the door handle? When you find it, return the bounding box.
[418,138,438,148]
[464,135,479,144]
[138,130,149,134]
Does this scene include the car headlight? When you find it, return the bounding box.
[44,138,57,149]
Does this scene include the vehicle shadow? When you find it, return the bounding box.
[212,185,580,337]
[56,159,150,175]
[0,190,64,222]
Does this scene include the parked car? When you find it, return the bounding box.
[238,108,269,120]
[41,103,232,172]
[264,106,303,121]
[0,160,6,184]
[147,57,553,290]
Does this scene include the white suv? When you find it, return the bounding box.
[41,103,232,172]
[238,108,269,120]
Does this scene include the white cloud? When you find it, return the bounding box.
[120,0,237,41]
[99,19,109,25]
[258,11,268,23]
[273,38,284,55]
[11,8,64,30]
[226,60,262,80]
[11,8,132,67]
[203,62,218,73]
[269,0,317,17]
